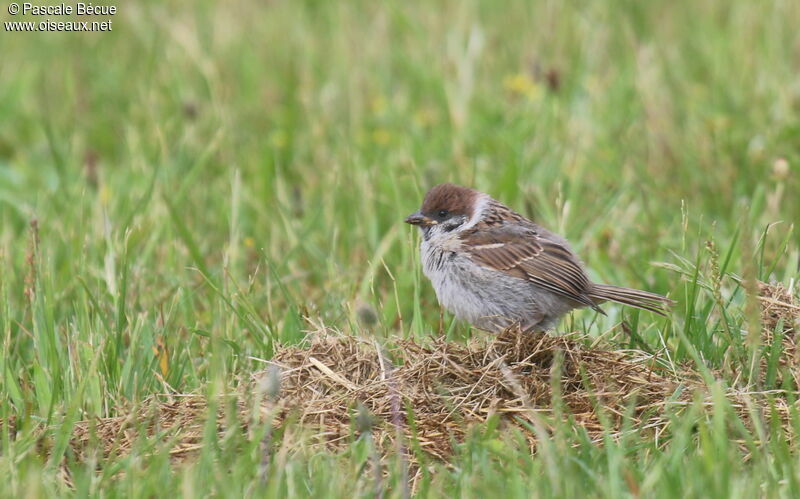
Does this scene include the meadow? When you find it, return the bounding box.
[1,0,800,496]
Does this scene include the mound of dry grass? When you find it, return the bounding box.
[266,328,691,460]
[3,282,799,471]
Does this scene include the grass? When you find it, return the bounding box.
[1,0,800,496]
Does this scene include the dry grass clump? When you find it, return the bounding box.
[5,329,692,468]
[264,328,690,460]
[3,396,222,468]
[3,281,799,470]
[68,396,214,463]
[758,280,800,388]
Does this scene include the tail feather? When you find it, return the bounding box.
[587,284,673,316]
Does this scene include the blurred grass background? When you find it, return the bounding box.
[1,0,800,496]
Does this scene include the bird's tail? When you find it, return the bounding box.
[587,284,673,316]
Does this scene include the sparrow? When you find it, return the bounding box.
[405,183,672,332]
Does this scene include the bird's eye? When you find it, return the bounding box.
[438,209,449,218]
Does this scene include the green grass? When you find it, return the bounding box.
[2,0,800,496]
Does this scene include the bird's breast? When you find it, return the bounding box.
[420,241,489,315]
[420,240,459,277]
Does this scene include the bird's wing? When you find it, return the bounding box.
[459,224,602,311]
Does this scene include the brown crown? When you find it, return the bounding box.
[420,183,479,218]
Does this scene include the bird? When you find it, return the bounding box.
[405,183,672,332]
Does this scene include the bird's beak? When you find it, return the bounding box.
[405,211,437,226]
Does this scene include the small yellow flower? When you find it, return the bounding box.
[503,73,542,101]
[371,128,391,146]
[413,108,438,128]
[370,96,388,115]
[268,129,288,149]
[711,115,730,131]
[99,184,111,206]
[244,237,255,249]
[584,75,602,96]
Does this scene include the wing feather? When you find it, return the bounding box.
[460,224,602,312]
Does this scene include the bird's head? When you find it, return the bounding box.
[405,183,480,239]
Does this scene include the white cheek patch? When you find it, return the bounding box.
[462,195,489,230]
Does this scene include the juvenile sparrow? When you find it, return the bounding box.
[405,183,672,332]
